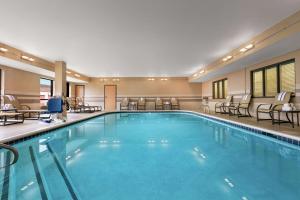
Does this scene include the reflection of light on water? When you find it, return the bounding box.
[66,155,72,160]
[147,139,169,147]
[98,140,121,148]
[222,177,249,200]
[74,149,81,154]
[148,140,156,144]
[224,178,234,188]
[112,140,121,148]
[20,181,35,191]
[161,140,168,144]
[21,186,28,191]
[193,147,206,159]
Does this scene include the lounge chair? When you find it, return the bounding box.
[76,97,96,112]
[3,95,47,119]
[200,97,210,113]
[120,97,129,110]
[66,97,81,112]
[155,98,163,110]
[215,96,232,114]
[0,112,24,126]
[171,98,180,110]
[137,97,146,110]
[229,94,252,117]
[162,99,172,110]
[80,97,102,111]
[256,92,291,121]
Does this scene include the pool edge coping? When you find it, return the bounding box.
[1,110,300,147]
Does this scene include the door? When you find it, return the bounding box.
[104,85,117,111]
[75,85,85,98]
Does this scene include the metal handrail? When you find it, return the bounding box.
[0,143,19,168]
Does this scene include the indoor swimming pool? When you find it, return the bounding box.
[0,112,300,200]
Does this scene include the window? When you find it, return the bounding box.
[40,78,53,106]
[280,61,295,93]
[252,70,263,97]
[251,59,295,97]
[213,79,227,99]
[265,66,277,96]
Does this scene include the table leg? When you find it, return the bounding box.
[278,111,281,125]
[291,112,294,128]
[286,112,292,124]
[297,112,299,126]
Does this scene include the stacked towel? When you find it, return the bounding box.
[277,92,287,101]
[282,103,292,111]
[242,95,248,101]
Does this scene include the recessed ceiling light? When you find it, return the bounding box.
[239,48,247,52]
[148,78,155,81]
[199,69,205,74]
[193,73,198,77]
[0,47,8,52]
[161,78,168,81]
[245,44,254,49]
[223,55,233,62]
[74,74,81,77]
[21,55,29,59]
[21,55,35,62]
[66,70,72,74]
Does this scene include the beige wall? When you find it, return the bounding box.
[202,49,300,116]
[0,65,43,109]
[84,77,202,110]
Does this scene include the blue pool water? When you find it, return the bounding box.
[0,112,300,200]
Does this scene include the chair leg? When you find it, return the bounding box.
[247,107,251,117]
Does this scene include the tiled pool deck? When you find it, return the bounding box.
[0,110,300,146]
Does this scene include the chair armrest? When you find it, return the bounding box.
[272,104,283,111]
[215,102,224,107]
[20,104,31,110]
[257,104,272,110]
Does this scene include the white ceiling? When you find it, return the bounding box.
[193,32,300,82]
[0,0,300,77]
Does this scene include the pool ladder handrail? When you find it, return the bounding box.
[0,143,19,168]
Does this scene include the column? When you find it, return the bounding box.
[54,61,67,120]
[54,61,67,96]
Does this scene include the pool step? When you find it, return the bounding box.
[28,146,53,200]
[45,142,81,200]
[34,143,79,200]
[0,151,12,200]
[0,146,53,200]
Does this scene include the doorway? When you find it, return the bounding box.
[75,85,85,98]
[104,85,117,111]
